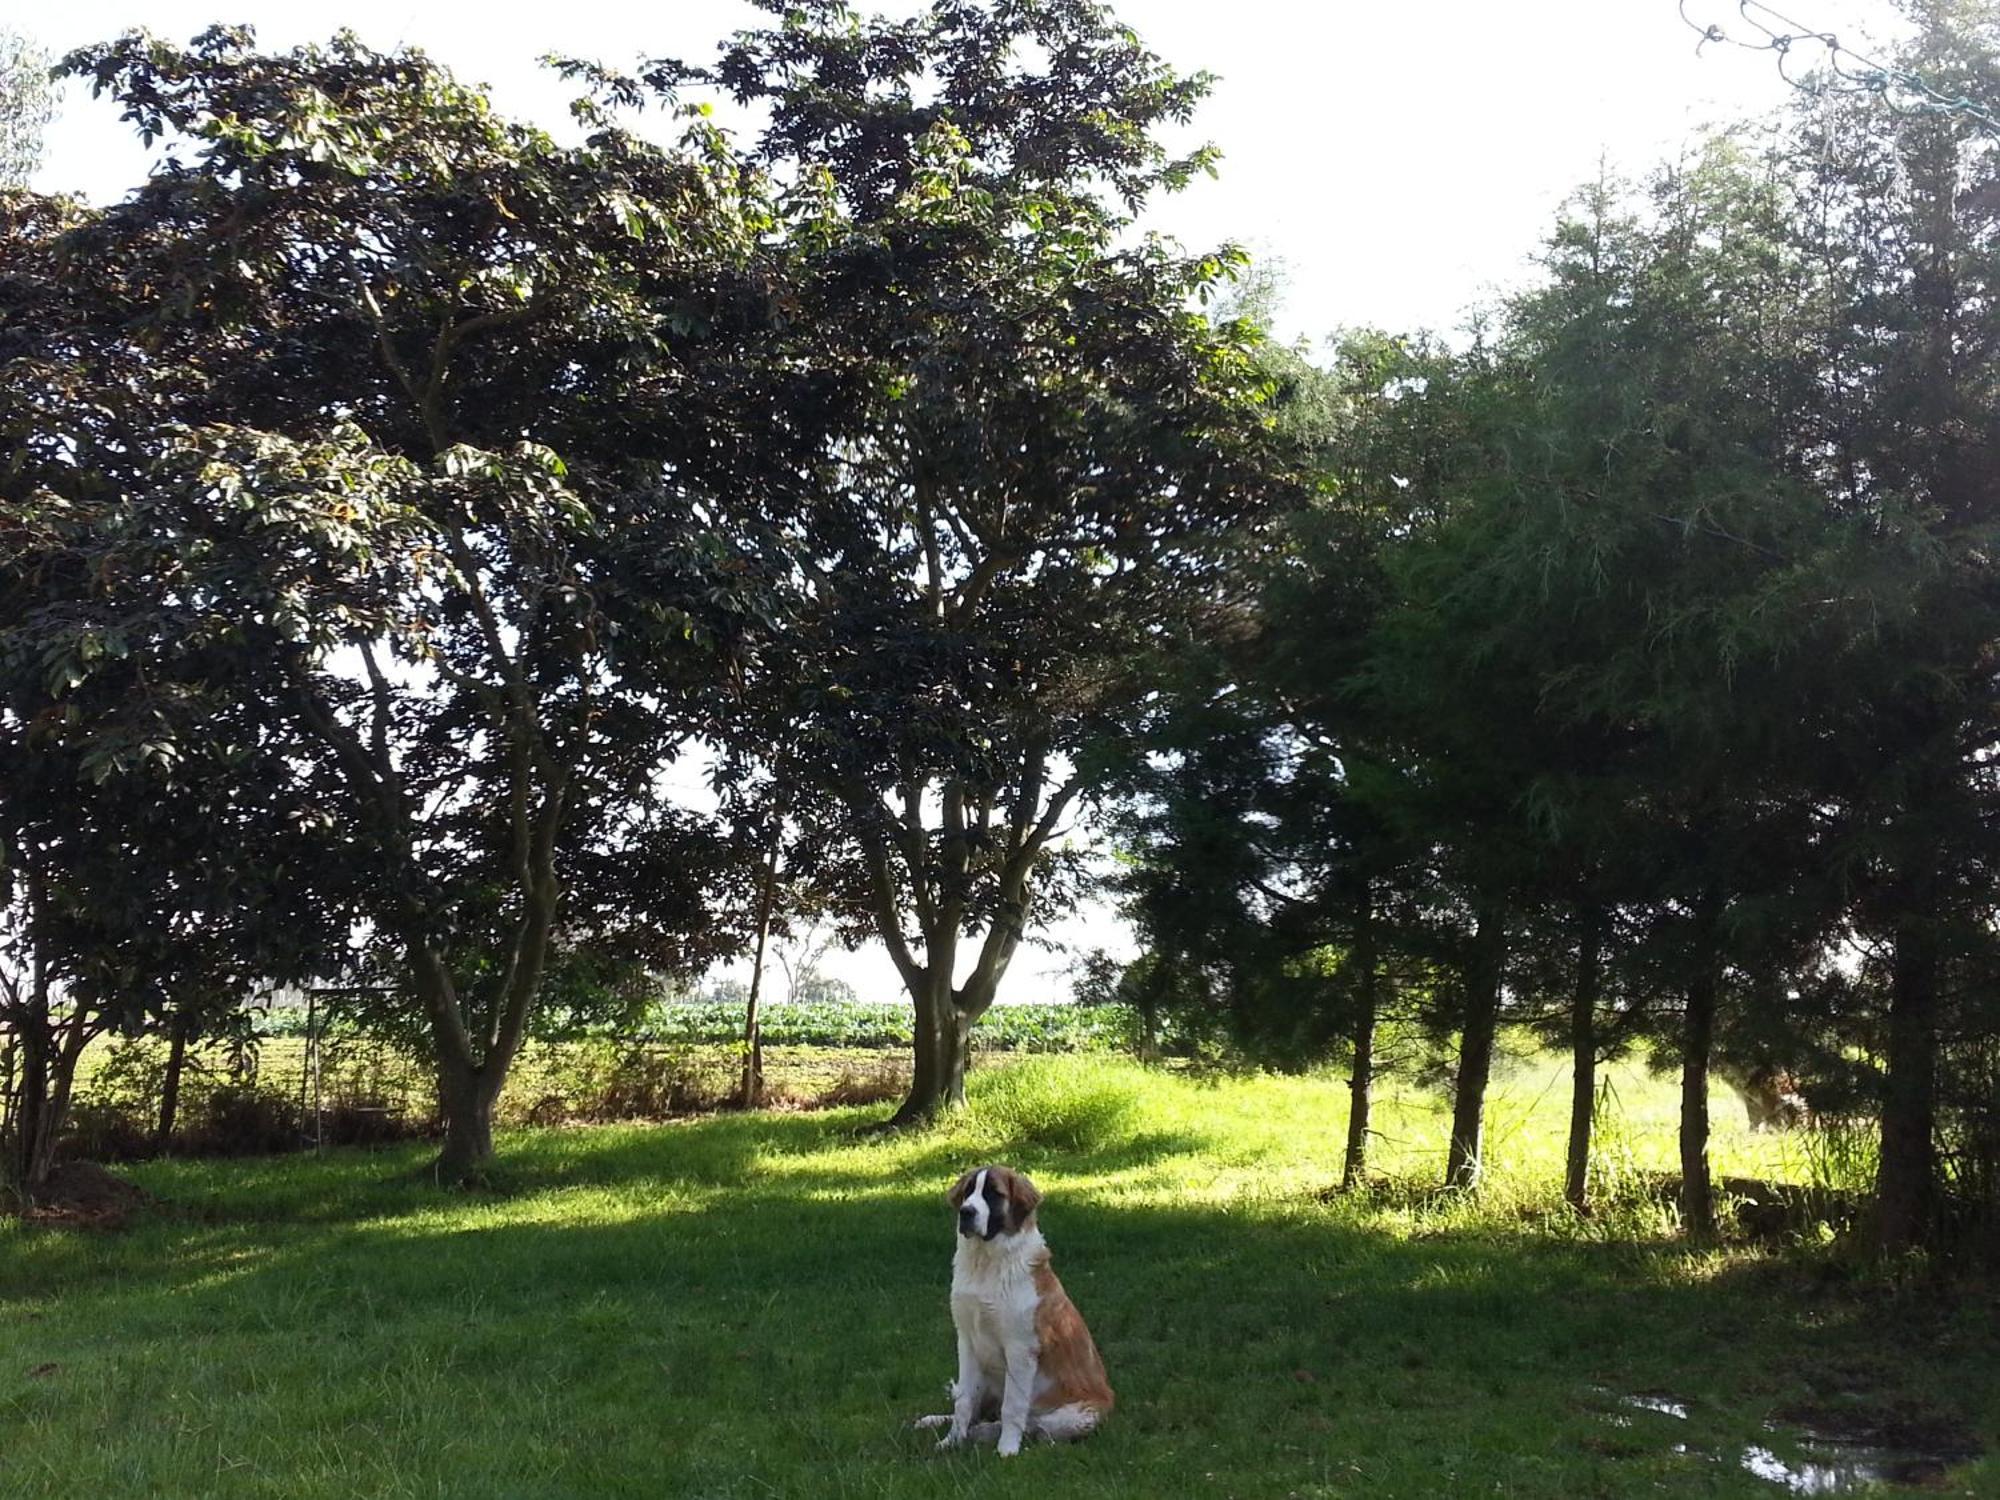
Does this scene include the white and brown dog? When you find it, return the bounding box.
[914,1164,1114,1457]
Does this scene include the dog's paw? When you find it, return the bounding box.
[911,1414,951,1431]
[996,1431,1022,1459]
[934,1427,967,1452]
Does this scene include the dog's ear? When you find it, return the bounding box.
[1006,1169,1042,1228]
[946,1168,979,1209]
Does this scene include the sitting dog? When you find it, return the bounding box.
[913,1164,1114,1457]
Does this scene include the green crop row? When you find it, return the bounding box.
[637,999,1128,1052]
[255,997,1133,1053]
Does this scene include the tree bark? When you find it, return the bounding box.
[11,1000,51,1201]
[882,868,1027,1127]
[432,1057,499,1183]
[398,807,560,1184]
[155,1010,191,1153]
[1679,891,1723,1239]
[858,759,1060,1129]
[1341,891,1379,1192]
[1564,907,1605,1212]
[1445,905,1506,1190]
[6,872,79,1204]
[892,973,969,1125]
[740,832,782,1110]
[1877,891,1940,1251]
[1137,999,1161,1063]
[409,942,508,1183]
[10,1002,91,1202]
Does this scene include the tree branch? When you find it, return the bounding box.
[857,830,928,994]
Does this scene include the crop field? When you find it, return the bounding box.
[5,1052,1994,1498]
[250,999,1131,1054]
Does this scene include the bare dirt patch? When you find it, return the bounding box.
[21,1161,154,1228]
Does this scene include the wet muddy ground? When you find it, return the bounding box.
[1586,1386,1983,1493]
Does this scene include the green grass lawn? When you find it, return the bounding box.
[4,1053,1994,1498]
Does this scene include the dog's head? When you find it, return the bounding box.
[947,1164,1041,1241]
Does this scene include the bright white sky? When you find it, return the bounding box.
[21,0,1893,1004]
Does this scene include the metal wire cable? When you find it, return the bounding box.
[1679,0,2000,132]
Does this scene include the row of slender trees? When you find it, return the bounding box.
[1107,4,2000,1252]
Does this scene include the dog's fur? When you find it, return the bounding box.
[913,1164,1114,1457]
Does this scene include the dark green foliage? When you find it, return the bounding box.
[1104,7,2000,1247]
[3,28,818,1179]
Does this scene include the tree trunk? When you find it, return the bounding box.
[406,869,555,1183]
[155,1011,191,1154]
[1137,1000,1161,1064]
[740,833,784,1110]
[1341,892,1379,1192]
[9,1004,90,1203]
[1877,898,1939,1251]
[7,871,56,1202]
[11,1003,52,1201]
[1445,906,1506,1190]
[1564,907,1605,1212]
[890,975,969,1126]
[432,1058,498,1183]
[886,883,1025,1127]
[1680,892,1723,1239]
[0,1037,14,1168]
[5,873,86,1206]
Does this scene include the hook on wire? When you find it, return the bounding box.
[1681,0,1726,54]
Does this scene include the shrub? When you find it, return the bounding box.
[184,1083,301,1157]
[504,1041,732,1123]
[59,1099,153,1163]
[810,1057,910,1109]
[963,1056,1145,1155]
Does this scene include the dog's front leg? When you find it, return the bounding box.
[996,1346,1038,1458]
[939,1332,982,1450]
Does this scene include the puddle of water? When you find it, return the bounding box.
[1586,1385,1691,1421]
[1587,1389,1977,1492]
[1624,1394,1691,1420]
[1740,1439,1958,1493]
[1744,1443,1851,1493]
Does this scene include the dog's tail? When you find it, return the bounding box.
[1030,1403,1103,1442]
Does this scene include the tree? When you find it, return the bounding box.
[1415,142,1837,1220]
[1,187,349,1200]
[670,0,1292,1123]
[1103,329,1427,1185]
[1775,5,2000,1249]
[0,29,55,189]
[0,739,339,1200]
[1328,333,1555,1194]
[0,581,340,1198]
[1113,143,1846,1214]
[8,28,821,1179]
